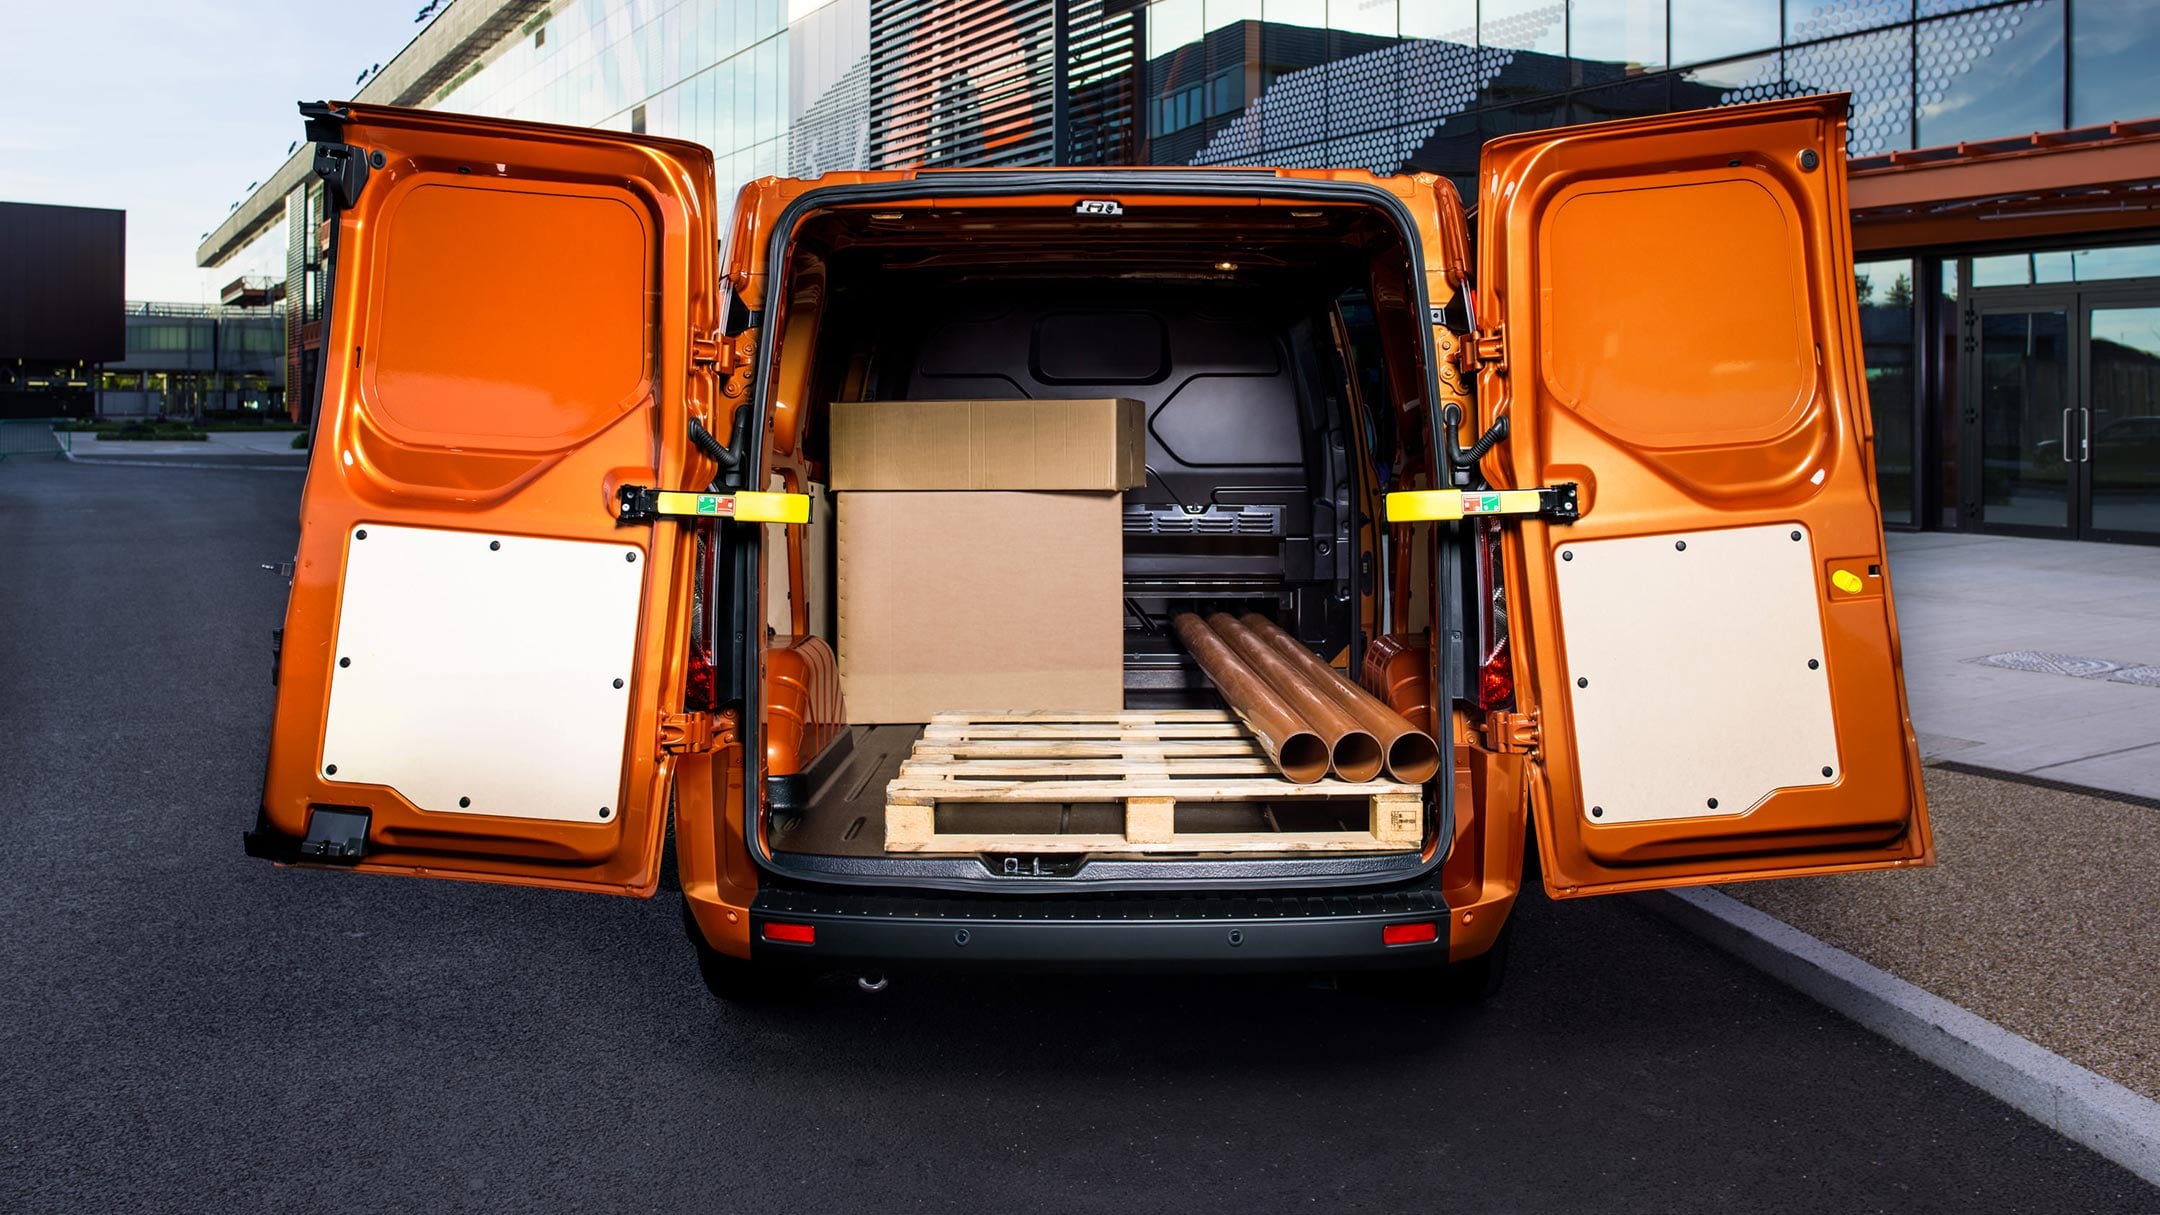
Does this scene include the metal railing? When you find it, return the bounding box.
[0,419,74,461]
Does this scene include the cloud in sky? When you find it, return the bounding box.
[0,0,429,302]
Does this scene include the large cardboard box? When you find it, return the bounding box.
[837,491,1123,723]
[829,398,1146,491]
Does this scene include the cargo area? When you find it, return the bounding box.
[744,197,1446,880]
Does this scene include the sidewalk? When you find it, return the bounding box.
[1887,532,2160,799]
[72,430,307,459]
[1719,530,2160,1102]
[60,429,308,469]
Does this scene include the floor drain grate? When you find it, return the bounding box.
[1969,651,2160,688]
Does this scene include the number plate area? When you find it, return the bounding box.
[319,524,643,822]
[1552,523,1838,824]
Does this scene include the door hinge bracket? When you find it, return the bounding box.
[1471,327,1506,374]
[690,331,725,368]
[659,711,718,754]
[311,142,372,210]
[1385,482,1579,525]
[617,484,809,525]
[1485,710,1540,755]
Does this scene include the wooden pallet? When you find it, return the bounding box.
[884,710,1424,855]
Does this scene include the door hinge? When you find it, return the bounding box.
[690,330,725,369]
[1470,327,1506,374]
[1484,710,1540,755]
[1385,482,1579,524]
[311,142,373,210]
[659,711,717,754]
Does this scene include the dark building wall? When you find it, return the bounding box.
[0,201,125,363]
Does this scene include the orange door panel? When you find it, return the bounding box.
[1475,96,1932,896]
[253,103,720,895]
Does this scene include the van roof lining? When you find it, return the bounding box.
[792,202,1408,278]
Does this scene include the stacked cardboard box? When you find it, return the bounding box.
[831,398,1145,724]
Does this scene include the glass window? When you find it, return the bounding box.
[2072,0,2160,127]
[1150,0,1204,56]
[1206,0,1262,32]
[1856,258,1918,525]
[1784,28,1913,157]
[1786,0,1910,43]
[1398,0,1475,42]
[1570,74,1670,125]
[1481,0,1565,56]
[1915,1,2064,149]
[1667,0,1771,65]
[1972,243,2160,286]
[1972,252,2032,287]
[1569,0,1666,78]
[1934,259,1962,527]
[1678,51,1783,108]
[1330,0,1396,37]
[1266,0,1327,30]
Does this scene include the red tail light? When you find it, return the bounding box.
[1472,517,1513,709]
[683,525,717,712]
[761,922,816,945]
[1383,921,1439,946]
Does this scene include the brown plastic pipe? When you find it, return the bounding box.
[1240,612,1444,785]
[1170,612,1329,784]
[1206,612,1384,783]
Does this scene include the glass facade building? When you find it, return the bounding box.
[204,0,2160,540]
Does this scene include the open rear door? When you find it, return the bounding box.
[250,103,720,895]
[1476,96,1932,896]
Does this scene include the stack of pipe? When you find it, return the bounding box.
[1170,611,1441,786]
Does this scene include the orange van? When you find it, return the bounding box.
[247,93,1931,999]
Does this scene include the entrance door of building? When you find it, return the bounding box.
[1964,285,2160,542]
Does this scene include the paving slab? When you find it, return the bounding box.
[1888,532,2160,799]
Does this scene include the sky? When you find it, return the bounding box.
[0,0,433,303]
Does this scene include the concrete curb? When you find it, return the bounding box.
[1638,886,2160,1187]
[61,449,306,473]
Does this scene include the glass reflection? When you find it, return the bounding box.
[1979,309,2073,531]
[1569,0,1667,78]
[2087,307,2160,537]
[1915,1,2063,150]
[1858,259,1918,524]
[1669,0,1778,66]
[2073,0,2160,126]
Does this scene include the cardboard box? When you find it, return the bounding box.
[829,398,1146,491]
[837,490,1124,723]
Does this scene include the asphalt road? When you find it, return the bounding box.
[2,458,2152,1213]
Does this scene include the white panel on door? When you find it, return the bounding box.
[1552,522,1839,824]
[319,524,644,822]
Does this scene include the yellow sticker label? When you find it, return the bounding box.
[1831,569,1865,594]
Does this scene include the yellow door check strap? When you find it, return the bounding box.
[1386,483,1579,524]
[616,486,811,525]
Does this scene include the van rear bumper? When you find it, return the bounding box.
[748,875,1454,971]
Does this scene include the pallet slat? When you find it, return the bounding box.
[884,711,1425,856]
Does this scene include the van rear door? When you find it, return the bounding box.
[249,103,721,895]
[1474,96,1933,896]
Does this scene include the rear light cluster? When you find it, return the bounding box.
[1472,516,1513,709]
[684,526,717,713]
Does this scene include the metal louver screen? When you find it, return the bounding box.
[869,0,1057,168]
